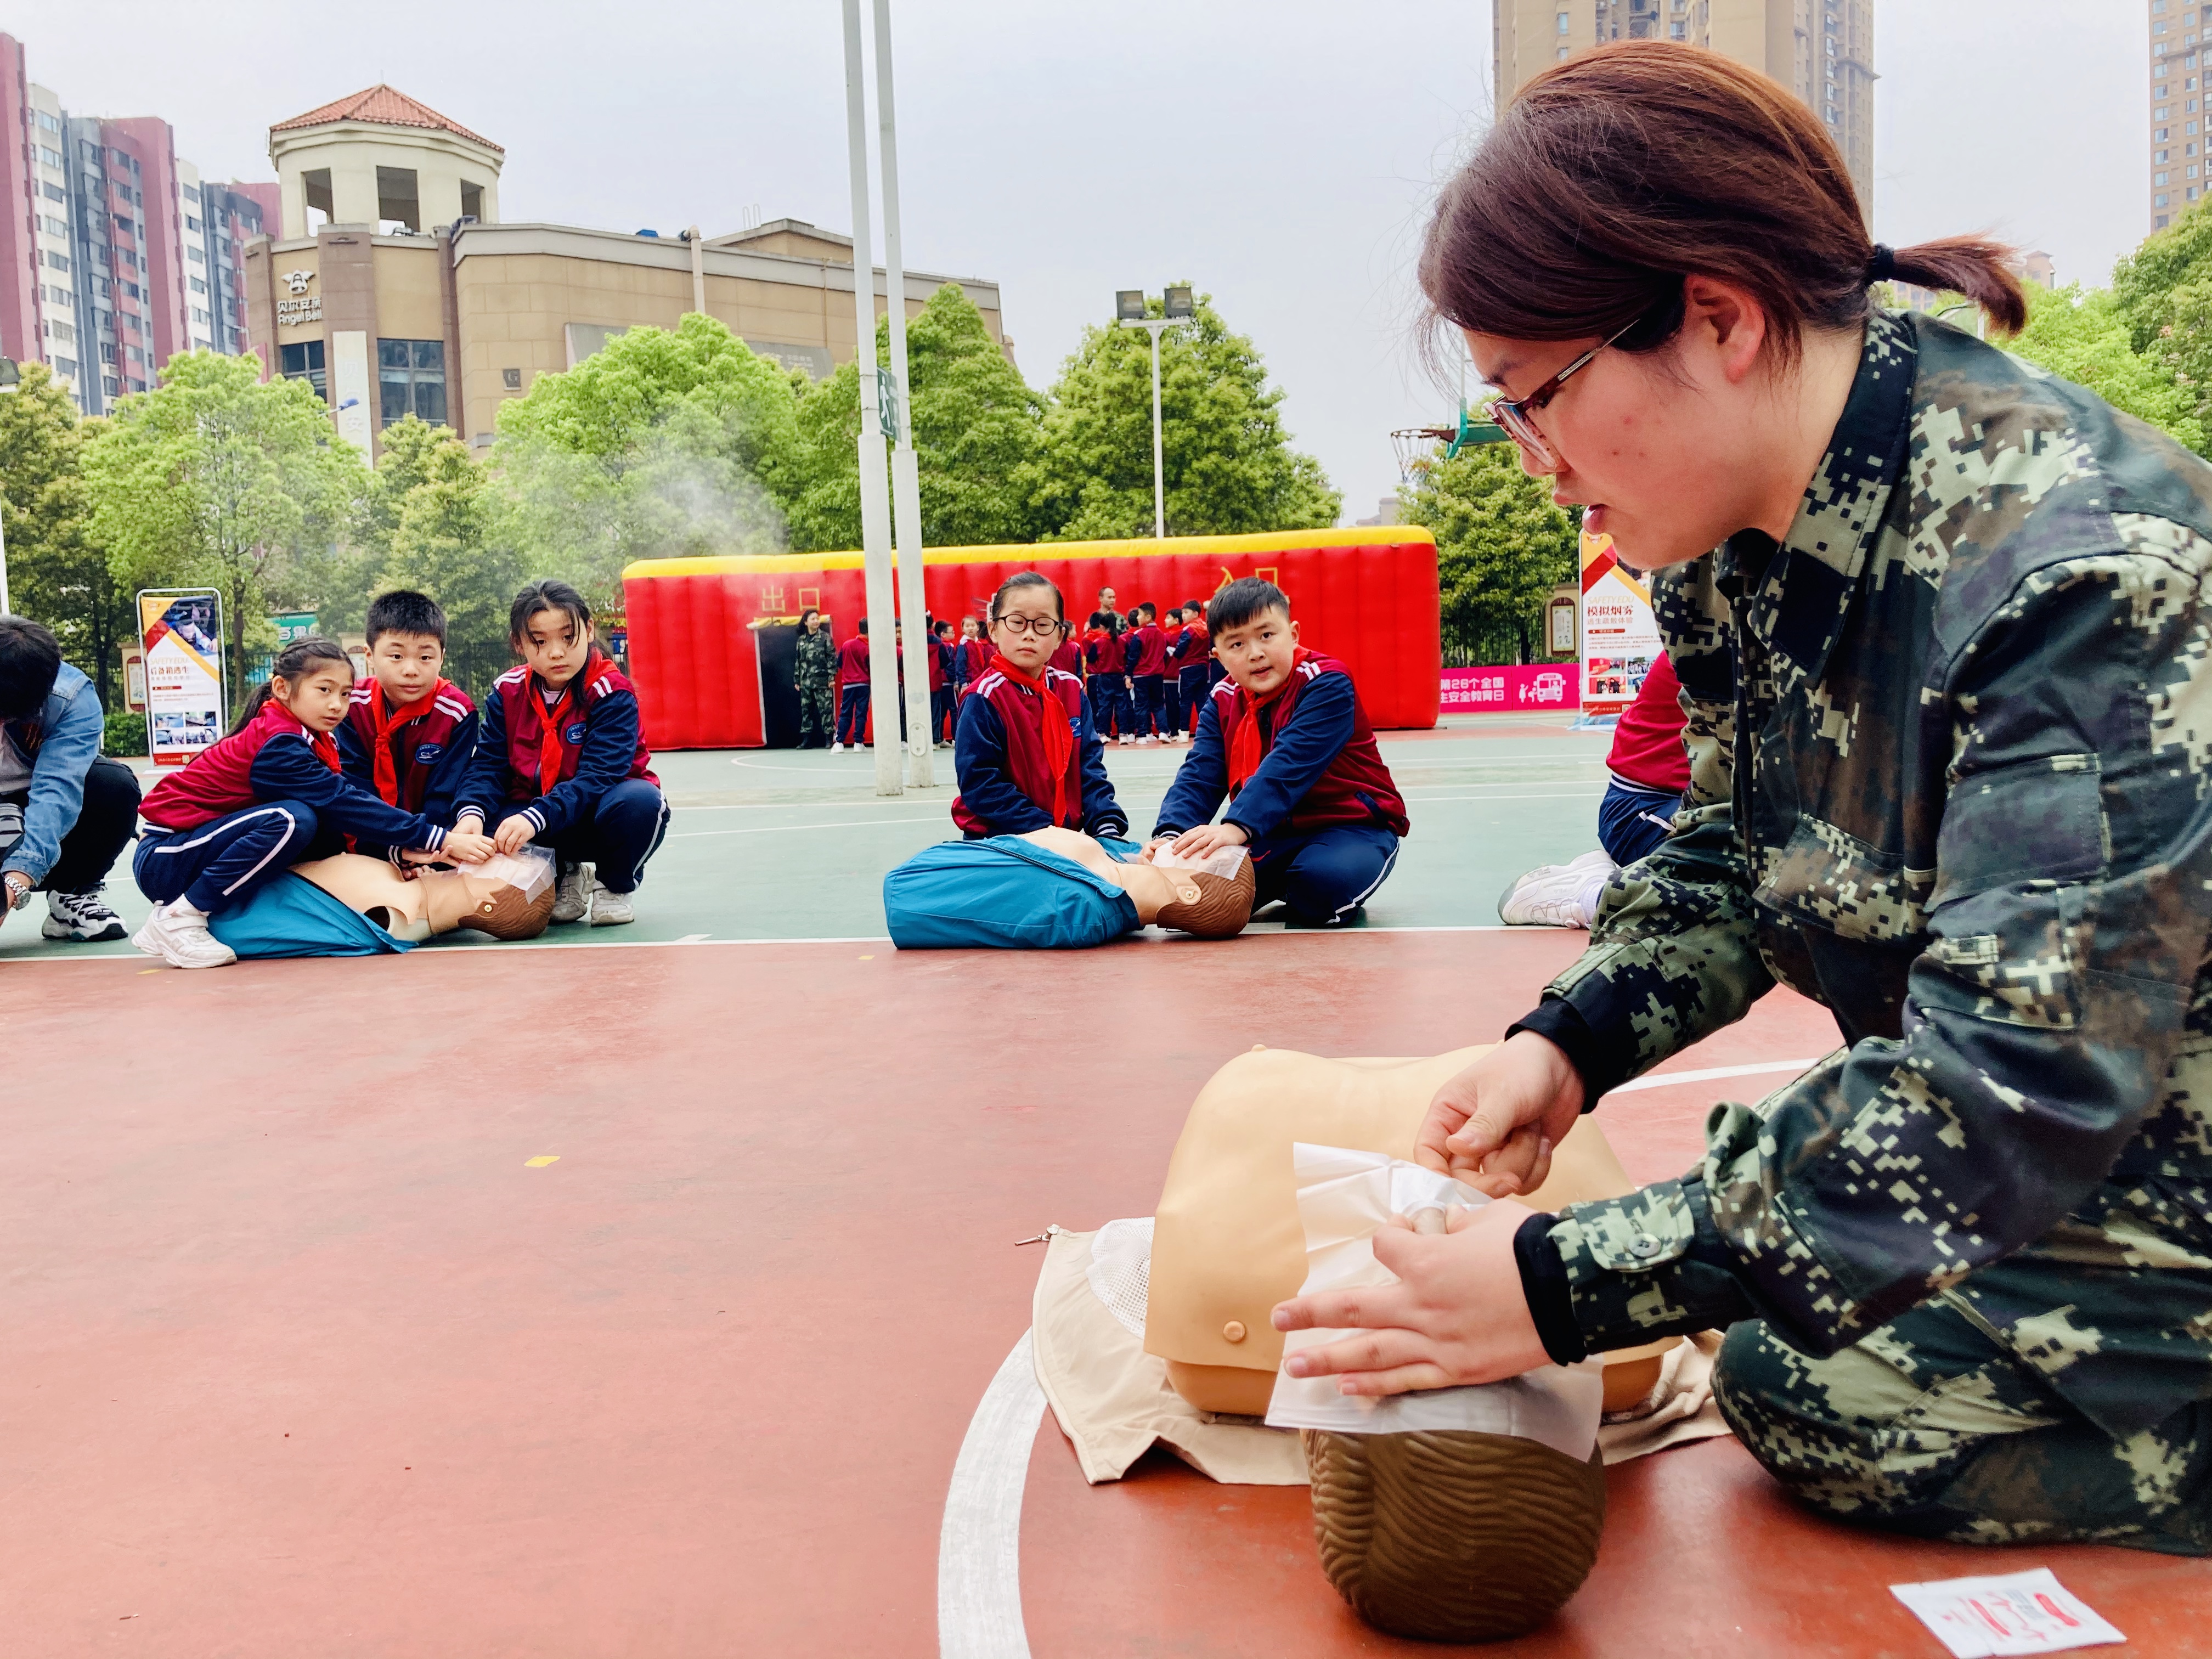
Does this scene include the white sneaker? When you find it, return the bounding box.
[551,864,591,923]
[588,881,634,926]
[131,900,236,968]
[830,742,844,754]
[1119,735,1134,746]
[1138,735,1159,746]
[1498,850,1616,929]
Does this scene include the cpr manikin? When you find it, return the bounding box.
[1017,826,1255,938]
[292,853,556,941]
[1145,1043,1673,1642]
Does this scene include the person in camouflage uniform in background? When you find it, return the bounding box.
[1273,43,2212,1555]
[794,607,836,749]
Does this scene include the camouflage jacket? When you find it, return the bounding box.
[794,627,837,687]
[1533,310,2212,1440]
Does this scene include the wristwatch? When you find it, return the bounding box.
[3,871,31,911]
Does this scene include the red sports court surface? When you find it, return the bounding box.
[7,930,2206,1656]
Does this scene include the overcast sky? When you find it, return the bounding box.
[44,2,2148,524]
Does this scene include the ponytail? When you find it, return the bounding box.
[230,635,353,734]
[1868,237,2028,335]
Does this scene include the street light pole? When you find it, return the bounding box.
[841,0,902,796]
[0,355,20,615]
[874,0,934,788]
[1115,288,1192,539]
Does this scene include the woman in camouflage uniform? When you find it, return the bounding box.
[1274,43,2212,1554]
[794,607,836,750]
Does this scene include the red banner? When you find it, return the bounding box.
[1439,663,1575,714]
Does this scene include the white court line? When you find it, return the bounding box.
[938,1331,1044,1659]
[1607,1058,1822,1094]
[1401,792,1605,804]
[670,815,948,839]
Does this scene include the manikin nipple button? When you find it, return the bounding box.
[1222,1321,1247,1343]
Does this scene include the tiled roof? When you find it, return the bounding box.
[270,85,503,154]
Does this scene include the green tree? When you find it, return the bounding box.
[785,284,1048,551]
[2006,282,2207,453]
[378,424,517,654]
[83,351,369,708]
[1029,287,1339,540]
[0,364,133,706]
[2113,205,2212,438]
[1401,440,1577,665]
[490,313,798,606]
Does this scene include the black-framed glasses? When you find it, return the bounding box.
[995,613,1066,637]
[1488,313,1649,472]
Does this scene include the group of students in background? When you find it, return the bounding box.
[793,582,1224,754]
[128,580,667,969]
[941,571,1408,930]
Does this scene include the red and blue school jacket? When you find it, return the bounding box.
[139,699,454,855]
[950,663,1126,840]
[1173,622,1211,679]
[332,680,478,857]
[455,656,658,838]
[837,634,871,689]
[1154,652,1409,844]
[1124,623,1168,678]
[1083,627,1122,678]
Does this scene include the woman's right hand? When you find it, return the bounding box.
[1414,1031,1587,1199]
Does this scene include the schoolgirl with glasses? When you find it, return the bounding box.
[949,573,1128,842]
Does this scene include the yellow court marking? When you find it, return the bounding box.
[859,953,874,960]
[524,1155,560,1168]
[138,968,161,975]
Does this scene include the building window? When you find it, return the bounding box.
[54,357,75,377]
[2160,214,2174,227]
[377,338,446,427]
[37,145,61,169]
[42,249,67,272]
[375,166,421,233]
[2160,171,2172,184]
[2160,193,2173,206]
[1671,20,1685,36]
[280,339,326,398]
[1556,8,1570,30]
[189,275,206,294]
[2161,149,2173,161]
[185,215,201,231]
[40,182,61,204]
[191,307,210,325]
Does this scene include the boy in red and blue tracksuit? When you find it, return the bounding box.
[834,619,873,748]
[332,590,478,860]
[1124,604,1167,741]
[1084,614,1128,742]
[138,698,456,915]
[1175,599,1211,736]
[454,653,665,895]
[1159,607,1191,741]
[1152,577,1408,927]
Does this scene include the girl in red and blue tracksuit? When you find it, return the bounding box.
[452,581,666,919]
[136,637,461,922]
[1174,599,1212,736]
[952,574,1127,842]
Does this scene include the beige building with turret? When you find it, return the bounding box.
[1492,1,1875,221]
[241,86,1007,456]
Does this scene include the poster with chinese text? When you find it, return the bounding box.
[138,590,225,768]
[1578,528,1662,717]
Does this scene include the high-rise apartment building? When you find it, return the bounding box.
[2150,0,2205,231]
[1493,1,1875,219]
[0,33,275,415]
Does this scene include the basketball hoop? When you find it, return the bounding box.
[1390,426,1456,484]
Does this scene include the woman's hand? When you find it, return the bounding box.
[494,817,538,855]
[1270,1199,1547,1395]
[1170,822,1249,859]
[1414,1031,1585,1199]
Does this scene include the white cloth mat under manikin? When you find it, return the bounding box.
[1029,1217,1730,1487]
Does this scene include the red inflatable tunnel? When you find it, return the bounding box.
[620,526,1440,749]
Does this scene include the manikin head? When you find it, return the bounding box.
[1208,578,1300,698]
[365,589,449,709]
[0,617,63,721]
[988,573,1067,674]
[1420,43,2025,574]
[510,579,595,690]
[236,636,353,735]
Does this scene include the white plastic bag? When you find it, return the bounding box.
[471,843,555,901]
[1263,1142,1605,1463]
[1142,842,1250,881]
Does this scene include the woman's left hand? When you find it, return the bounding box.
[1269,1198,1548,1395]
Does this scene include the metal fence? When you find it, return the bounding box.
[1438,614,1536,670]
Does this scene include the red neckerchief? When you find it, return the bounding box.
[535,656,613,790]
[1227,648,1315,790]
[365,679,453,805]
[989,651,1073,824]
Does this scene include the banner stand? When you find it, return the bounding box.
[1576,527,1661,727]
[137,589,226,768]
